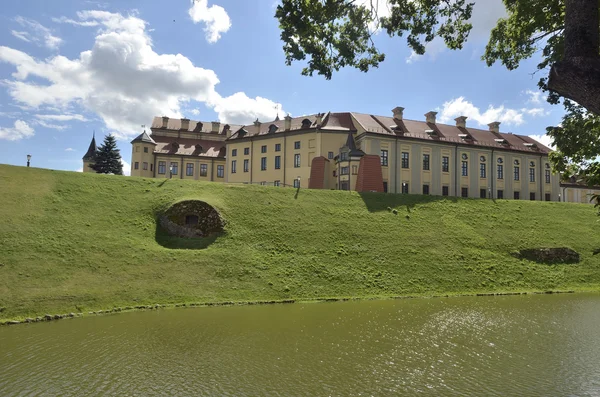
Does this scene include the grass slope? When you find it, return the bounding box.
[1,164,599,320]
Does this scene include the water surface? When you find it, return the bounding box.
[1,293,600,396]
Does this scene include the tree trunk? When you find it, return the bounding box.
[548,0,600,114]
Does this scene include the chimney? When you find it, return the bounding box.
[180,118,190,131]
[425,111,437,124]
[284,114,292,131]
[223,124,232,138]
[455,116,467,128]
[253,118,261,131]
[161,116,169,129]
[211,121,221,133]
[316,112,324,126]
[392,107,404,120]
[488,121,501,134]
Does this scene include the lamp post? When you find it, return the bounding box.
[297,176,301,188]
[169,164,173,179]
[26,154,31,167]
[488,186,492,199]
[402,182,407,194]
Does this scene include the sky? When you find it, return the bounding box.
[0,0,561,175]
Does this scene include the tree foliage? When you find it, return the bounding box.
[276,0,473,79]
[89,134,123,175]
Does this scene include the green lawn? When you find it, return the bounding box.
[1,163,599,321]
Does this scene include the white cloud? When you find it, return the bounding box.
[14,16,62,50]
[528,134,555,150]
[65,147,75,151]
[190,109,200,116]
[0,10,282,139]
[35,120,68,130]
[524,89,544,104]
[522,107,549,117]
[188,0,231,43]
[406,37,446,64]
[11,31,32,43]
[121,159,131,176]
[438,97,525,127]
[35,114,88,121]
[213,92,284,124]
[0,120,35,141]
[52,16,100,27]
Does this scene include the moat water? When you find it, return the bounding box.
[1,293,600,396]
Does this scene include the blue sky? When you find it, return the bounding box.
[0,0,559,174]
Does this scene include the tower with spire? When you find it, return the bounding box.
[82,132,97,173]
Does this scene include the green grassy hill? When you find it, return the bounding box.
[1,164,599,320]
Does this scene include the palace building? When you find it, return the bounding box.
[120,107,565,201]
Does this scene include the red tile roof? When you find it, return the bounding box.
[153,136,226,158]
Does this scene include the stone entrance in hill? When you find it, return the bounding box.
[159,200,225,238]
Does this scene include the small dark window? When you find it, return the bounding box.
[275,156,281,169]
[185,215,199,225]
[497,164,504,180]
[514,166,520,181]
[261,145,267,153]
[480,188,487,199]
[244,147,250,155]
[545,193,551,201]
[144,147,148,153]
[243,159,249,172]
[231,160,236,174]
[462,187,469,198]
[232,149,237,157]
[294,141,301,150]
[217,165,224,178]
[545,169,551,183]
[186,163,194,176]
[352,165,358,175]
[401,152,409,168]
[275,144,281,152]
[341,166,349,175]
[328,151,334,159]
[514,191,520,200]
[340,152,348,161]
[200,164,208,176]
[422,154,430,171]
[261,157,267,171]
[158,161,166,174]
[530,192,536,201]
[442,156,449,173]
[381,150,389,166]
[423,184,430,195]
[134,162,139,170]
[497,190,504,199]
[480,163,486,178]
[462,161,468,176]
[294,154,301,167]
[383,182,388,193]
[442,186,449,196]
[150,164,153,172]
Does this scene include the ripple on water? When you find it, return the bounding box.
[1,294,600,396]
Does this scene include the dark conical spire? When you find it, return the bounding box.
[83,132,97,160]
[344,132,364,157]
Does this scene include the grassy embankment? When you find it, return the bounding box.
[1,163,599,321]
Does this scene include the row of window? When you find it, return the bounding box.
[231,142,302,157]
[155,161,224,178]
[231,154,300,173]
[134,162,152,171]
[404,183,551,201]
[386,151,551,183]
[135,147,149,153]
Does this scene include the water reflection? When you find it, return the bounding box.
[1,294,600,396]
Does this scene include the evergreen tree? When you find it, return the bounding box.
[89,134,123,175]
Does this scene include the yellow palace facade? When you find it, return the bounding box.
[119,107,564,201]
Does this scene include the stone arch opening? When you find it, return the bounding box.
[158,200,225,239]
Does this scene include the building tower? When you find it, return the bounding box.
[82,132,97,173]
[130,130,157,177]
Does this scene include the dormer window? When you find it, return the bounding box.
[458,133,471,140]
[425,129,437,136]
[524,143,537,149]
[301,119,312,129]
[223,124,230,134]
[494,138,508,144]
[195,144,203,152]
[171,142,179,150]
[193,122,203,132]
[268,124,279,134]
